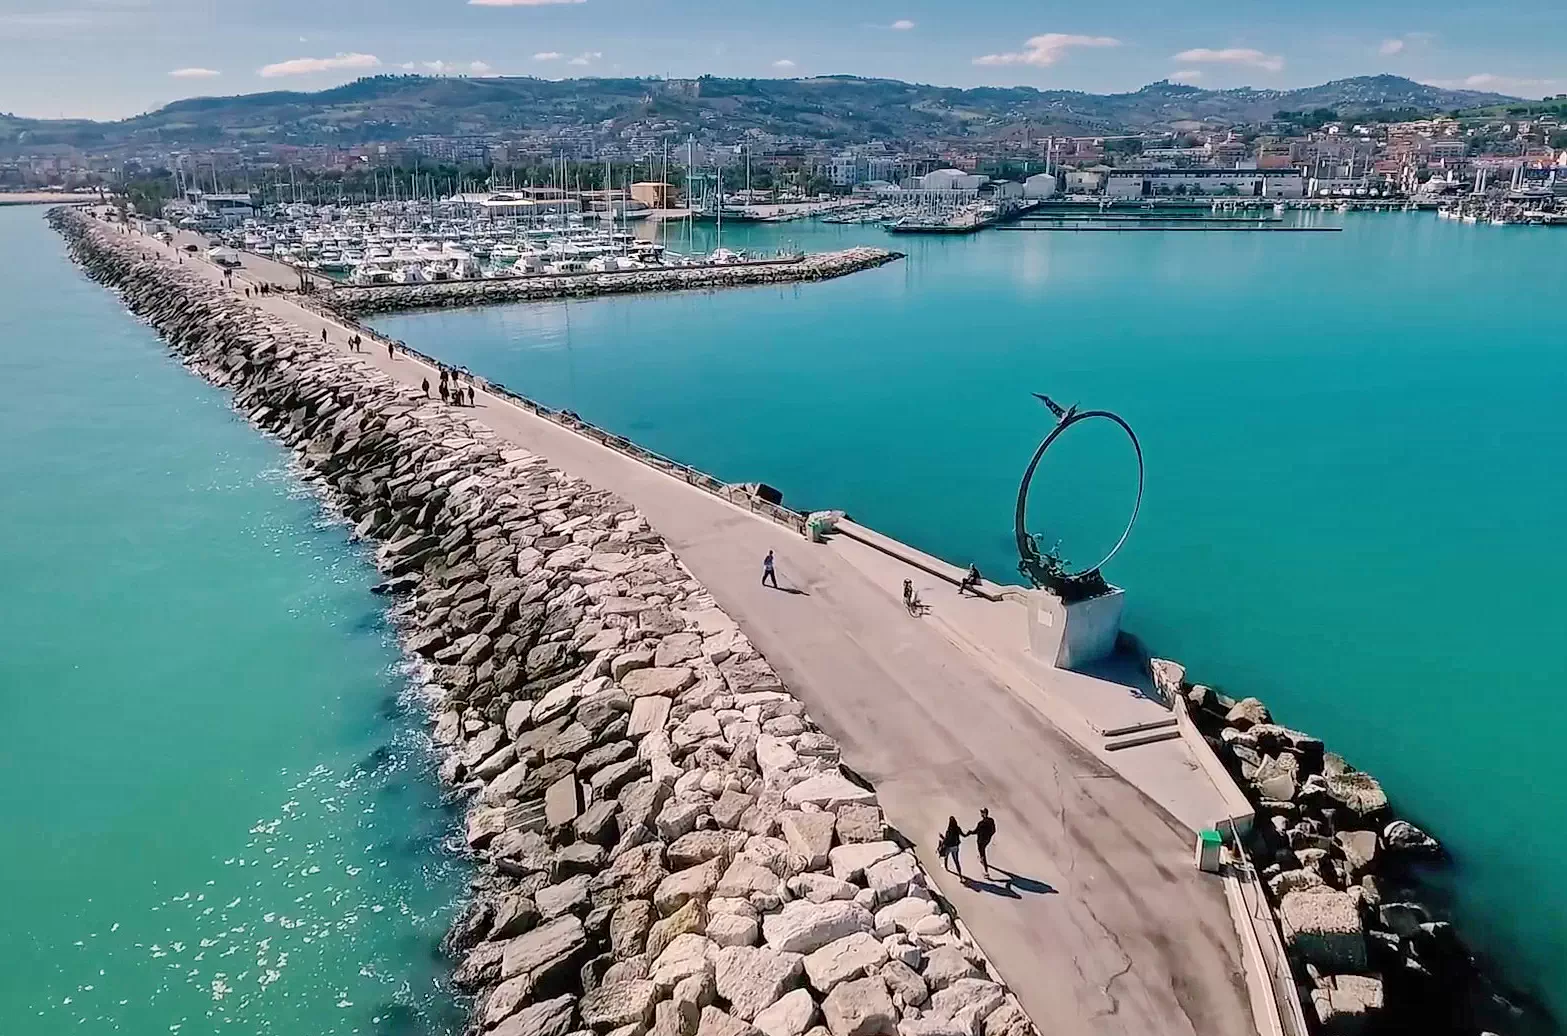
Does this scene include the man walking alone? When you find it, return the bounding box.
[761,550,778,589]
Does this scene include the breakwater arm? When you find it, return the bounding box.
[49,209,1049,1036]
[319,248,903,317]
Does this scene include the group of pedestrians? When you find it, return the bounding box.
[938,808,998,879]
[422,366,476,407]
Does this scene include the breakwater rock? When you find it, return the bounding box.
[319,248,904,317]
[51,207,1033,1036]
[1153,660,1547,1036]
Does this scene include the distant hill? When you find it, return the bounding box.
[0,74,1519,152]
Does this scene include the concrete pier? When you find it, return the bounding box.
[99,215,1259,1036]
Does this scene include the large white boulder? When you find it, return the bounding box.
[919,946,980,992]
[762,900,874,955]
[714,945,806,1021]
[753,988,819,1036]
[780,811,837,871]
[580,979,659,1031]
[501,914,586,981]
[803,932,887,993]
[651,932,718,992]
[708,912,762,948]
[1279,890,1367,973]
[785,774,877,810]
[875,897,937,934]
[864,853,919,904]
[829,842,901,883]
[821,975,897,1036]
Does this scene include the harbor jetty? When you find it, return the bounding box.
[57,206,1263,1036]
[51,205,1547,1036]
[319,247,902,317]
[50,208,1037,1036]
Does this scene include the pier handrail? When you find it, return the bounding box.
[289,294,810,538]
[1224,823,1313,1036]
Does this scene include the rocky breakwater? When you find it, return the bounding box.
[1151,660,1544,1036]
[321,248,904,317]
[51,207,1034,1036]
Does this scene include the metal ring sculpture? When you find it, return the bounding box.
[1014,396,1144,600]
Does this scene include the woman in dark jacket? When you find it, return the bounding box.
[937,816,965,876]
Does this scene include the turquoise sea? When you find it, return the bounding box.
[0,205,467,1035]
[374,211,1567,1024]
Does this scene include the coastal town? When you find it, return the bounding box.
[9,76,1567,233]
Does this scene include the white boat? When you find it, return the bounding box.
[349,261,395,285]
[392,264,427,284]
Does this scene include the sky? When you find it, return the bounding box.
[1,0,1564,121]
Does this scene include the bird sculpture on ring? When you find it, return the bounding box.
[1014,394,1144,603]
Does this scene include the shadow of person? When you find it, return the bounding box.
[992,868,1058,895]
[776,586,811,596]
[961,875,1022,898]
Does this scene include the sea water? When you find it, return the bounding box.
[0,205,467,1034]
[373,211,1567,1022]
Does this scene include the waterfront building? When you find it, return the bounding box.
[1104,168,1304,198]
[1023,173,1058,199]
[918,168,986,192]
[1064,169,1106,192]
[630,181,677,208]
[446,190,582,217]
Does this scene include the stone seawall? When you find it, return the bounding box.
[51,208,1033,1036]
[319,249,904,317]
[1150,660,1550,1036]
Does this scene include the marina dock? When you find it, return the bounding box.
[997,224,1343,232]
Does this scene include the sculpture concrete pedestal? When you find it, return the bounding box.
[1026,585,1125,670]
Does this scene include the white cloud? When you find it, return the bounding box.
[1425,73,1561,92]
[533,51,562,60]
[566,51,601,66]
[1378,38,1404,56]
[169,66,220,78]
[1171,47,1284,73]
[773,59,795,69]
[890,19,915,30]
[468,0,584,6]
[1170,68,1203,83]
[416,59,492,75]
[258,52,380,78]
[973,33,1120,68]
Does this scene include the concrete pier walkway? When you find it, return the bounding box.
[129,225,1257,1036]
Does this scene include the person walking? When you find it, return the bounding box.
[761,550,778,589]
[321,328,327,343]
[387,340,394,361]
[937,816,965,876]
[439,379,450,404]
[421,377,430,398]
[968,808,997,876]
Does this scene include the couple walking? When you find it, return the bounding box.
[937,808,997,879]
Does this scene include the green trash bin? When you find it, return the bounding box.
[1195,828,1223,873]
